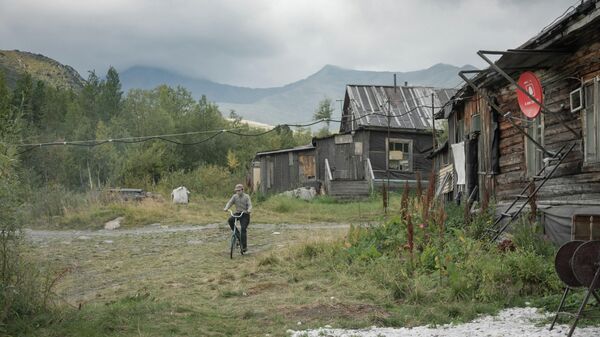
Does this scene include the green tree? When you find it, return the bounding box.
[0,71,15,139]
[98,66,123,121]
[313,98,334,136]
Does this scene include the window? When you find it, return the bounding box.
[387,138,413,171]
[455,112,464,143]
[525,115,544,177]
[584,77,600,163]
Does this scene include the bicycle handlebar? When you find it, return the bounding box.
[228,210,246,218]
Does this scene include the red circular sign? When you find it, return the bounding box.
[517,71,543,119]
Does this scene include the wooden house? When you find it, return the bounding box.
[252,144,317,194]
[431,0,600,243]
[313,85,456,199]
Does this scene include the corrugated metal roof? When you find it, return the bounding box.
[344,85,457,131]
[255,144,314,157]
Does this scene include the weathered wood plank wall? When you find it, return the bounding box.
[488,41,600,202]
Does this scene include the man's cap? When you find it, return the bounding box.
[234,184,244,191]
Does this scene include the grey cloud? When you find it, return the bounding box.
[0,0,577,87]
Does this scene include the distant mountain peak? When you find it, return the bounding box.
[121,63,469,127]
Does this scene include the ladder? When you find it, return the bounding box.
[484,141,577,242]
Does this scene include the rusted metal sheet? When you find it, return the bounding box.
[298,154,316,180]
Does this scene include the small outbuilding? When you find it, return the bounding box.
[252,144,317,195]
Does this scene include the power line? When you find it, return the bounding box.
[12,87,458,154]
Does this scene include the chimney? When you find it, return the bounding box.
[393,74,397,92]
[404,81,408,87]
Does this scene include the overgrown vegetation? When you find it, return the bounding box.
[267,190,564,327]
[8,188,596,336]
[0,67,315,227]
[2,67,592,336]
[2,67,311,196]
[1,74,55,334]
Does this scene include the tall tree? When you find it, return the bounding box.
[99,66,123,121]
[313,98,334,128]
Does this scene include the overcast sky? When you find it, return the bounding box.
[0,0,578,87]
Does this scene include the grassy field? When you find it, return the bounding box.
[30,193,390,230]
[13,193,599,337]
[22,222,372,336]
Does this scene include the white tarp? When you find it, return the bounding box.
[451,142,466,185]
[281,187,317,201]
[171,186,190,204]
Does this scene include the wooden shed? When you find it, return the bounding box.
[432,0,600,243]
[253,144,317,195]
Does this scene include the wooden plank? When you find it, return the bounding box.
[499,152,524,168]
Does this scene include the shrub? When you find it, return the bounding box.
[158,165,239,198]
[1,148,56,332]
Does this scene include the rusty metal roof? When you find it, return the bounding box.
[343,85,457,131]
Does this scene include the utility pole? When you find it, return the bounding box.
[432,93,436,149]
[386,96,391,215]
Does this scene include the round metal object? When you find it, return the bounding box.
[555,240,585,287]
[517,71,543,118]
[572,240,600,289]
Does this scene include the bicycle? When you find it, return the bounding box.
[228,210,245,259]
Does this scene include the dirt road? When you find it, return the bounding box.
[24,222,351,242]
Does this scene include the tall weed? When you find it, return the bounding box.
[289,196,561,310]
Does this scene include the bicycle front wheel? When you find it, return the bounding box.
[230,233,237,259]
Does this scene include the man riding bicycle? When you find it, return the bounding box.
[223,184,252,253]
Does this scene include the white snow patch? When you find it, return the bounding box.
[288,307,600,337]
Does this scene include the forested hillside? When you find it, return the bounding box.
[0,68,311,195]
[0,50,85,90]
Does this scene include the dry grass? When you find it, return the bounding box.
[34,193,396,230]
[22,221,387,336]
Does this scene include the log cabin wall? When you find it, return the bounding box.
[490,41,600,203]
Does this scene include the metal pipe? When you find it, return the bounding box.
[481,49,570,55]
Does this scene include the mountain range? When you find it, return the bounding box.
[0,49,474,126]
[120,63,475,126]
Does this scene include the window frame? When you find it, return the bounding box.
[583,77,600,163]
[525,114,544,177]
[386,138,413,172]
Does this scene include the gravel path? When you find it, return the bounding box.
[24,222,350,242]
[289,307,600,337]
